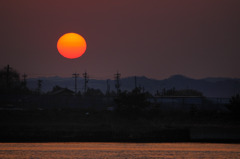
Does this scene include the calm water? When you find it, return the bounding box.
[0,142,239,159]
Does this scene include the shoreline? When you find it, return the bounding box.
[0,109,239,144]
[1,127,240,143]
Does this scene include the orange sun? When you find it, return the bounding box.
[57,32,87,59]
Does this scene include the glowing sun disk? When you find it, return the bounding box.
[57,33,87,59]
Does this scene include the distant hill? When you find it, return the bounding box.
[27,75,240,98]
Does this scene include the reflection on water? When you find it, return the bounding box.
[0,142,239,159]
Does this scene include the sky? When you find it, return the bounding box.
[1,0,240,80]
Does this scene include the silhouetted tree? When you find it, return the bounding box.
[84,88,104,97]
[48,85,74,96]
[227,94,240,114]
[0,65,21,93]
[158,88,203,96]
[115,87,151,118]
[51,85,62,92]
[37,80,43,95]
[108,90,117,97]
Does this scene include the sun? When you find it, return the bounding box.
[57,33,87,59]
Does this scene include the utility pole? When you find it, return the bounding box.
[114,71,121,95]
[72,73,79,95]
[134,76,137,89]
[106,79,110,96]
[37,80,42,95]
[82,71,89,94]
[6,65,11,87]
[22,74,27,88]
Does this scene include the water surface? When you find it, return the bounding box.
[0,142,239,158]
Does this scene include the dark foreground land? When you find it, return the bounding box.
[0,109,240,143]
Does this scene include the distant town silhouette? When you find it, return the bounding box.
[0,65,240,143]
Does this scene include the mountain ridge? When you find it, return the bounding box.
[27,75,240,98]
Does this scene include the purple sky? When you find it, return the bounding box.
[1,0,240,80]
